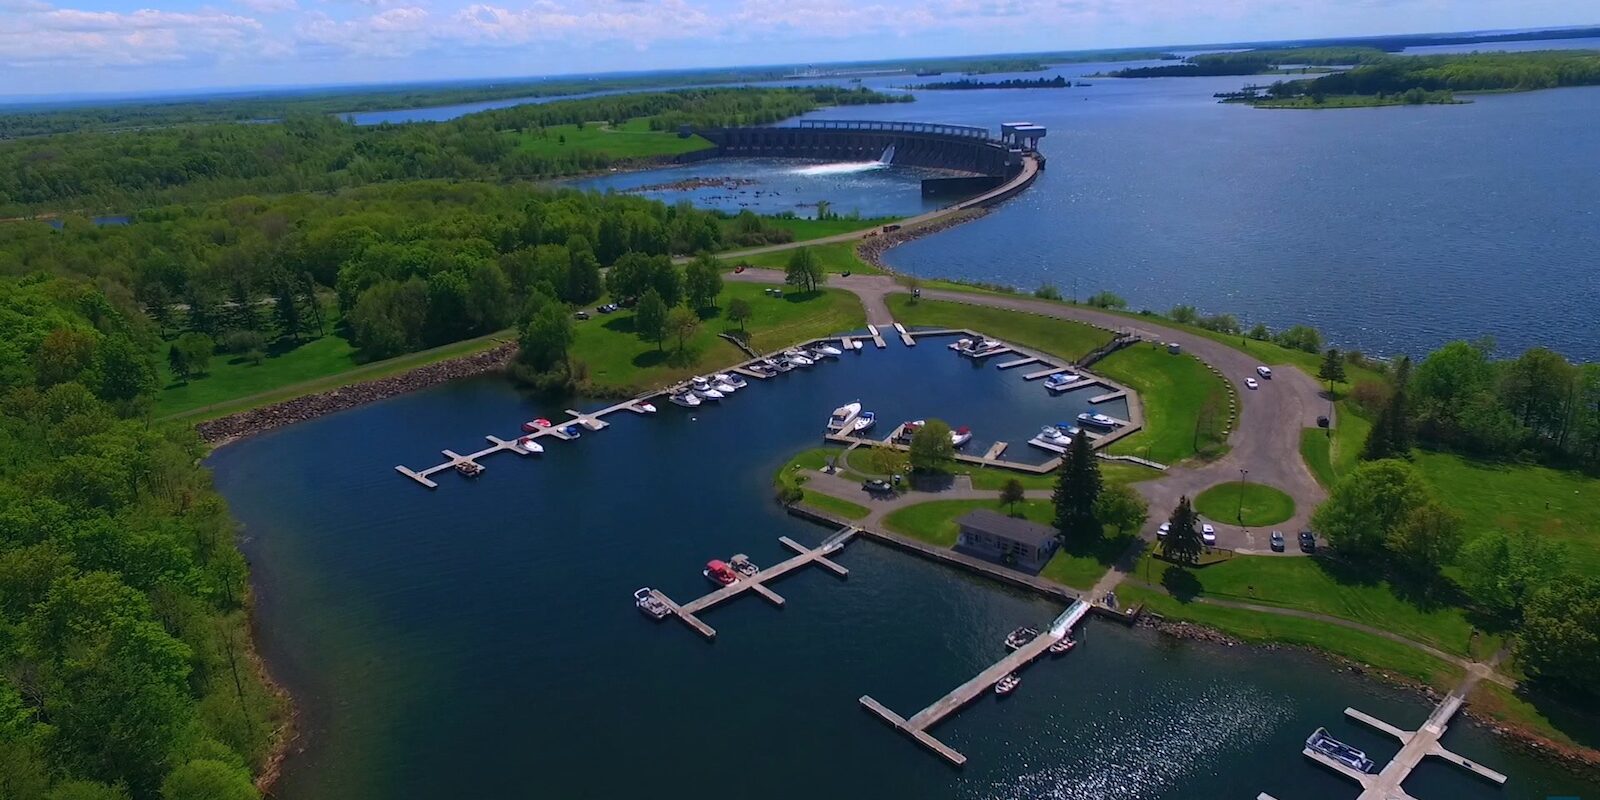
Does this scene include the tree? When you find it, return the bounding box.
[348,278,427,358]
[1052,432,1102,542]
[1162,496,1204,565]
[160,759,259,800]
[1275,324,1322,353]
[726,297,753,332]
[867,443,907,477]
[169,333,214,381]
[684,254,723,311]
[999,479,1026,514]
[95,335,156,407]
[633,289,667,350]
[1361,356,1413,461]
[1318,348,1347,385]
[1457,530,1567,621]
[666,306,700,355]
[908,419,955,473]
[1519,577,1600,694]
[1085,290,1126,309]
[273,276,304,342]
[34,328,97,387]
[1247,322,1271,341]
[1094,483,1149,536]
[1168,304,1198,324]
[518,303,574,372]
[564,245,602,305]
[1387,501,1464,580]
[785,247,824,293]
[1310,458,1430,557]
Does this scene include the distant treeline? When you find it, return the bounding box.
[1105,47,1389,77]
[0,87,907,215]
[1263,50,1600,100]
[909,75,1073,90]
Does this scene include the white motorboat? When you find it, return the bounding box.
[772,357,794,372]
[1029,426,1071,453]
[852,411,876,432]
[1078,412,1120,428]
[827,402,862,431]
[973,338,1002,352]
[949,337,973,351]
[784,350,815,367]
[634,588,671,620]
[950,426,973,448]
[717,372,748,389]
[690,377,724,400]
[1043,372,1081,391]
[1049,637,1077,655]
[636,402,657,413]
[517,436,545,454]
[711,375,739,394]
[814,343,843,357]
[1004,626,1040,650]
[669,391,702,408]
[894,419,926,442]
[994,673,1021,696]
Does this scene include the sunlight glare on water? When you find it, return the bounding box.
[789,160,889,176]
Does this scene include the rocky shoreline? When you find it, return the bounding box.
[197,341,518,447]
[856,207,989,272]
[1136,612,1600,780]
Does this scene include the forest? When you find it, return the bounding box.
[908,75,1074,90]
[1104,47,1390,77]
[0,275,284,800]
[1263,50,1600,99]
[0,86,908,215]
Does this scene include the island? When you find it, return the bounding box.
[906,75,1084,90]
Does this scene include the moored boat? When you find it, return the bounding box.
[711,375,738,394]
[1004,626,1040,650]
[1043,372,1081,391]
[561,424,582,438]
[634,588,671,620]
[522,418,553,432]
[950,425,973,448]
[455,461,484,478]
[729,554,759,577]
[852,411,877,432]
[1306,728,1377,773]
[784,350,815,367]
[517,436,545,454]
[1049,637,1076,655]
[636,401,657,413]
[994,673,1021,696]
[669,391,701,408]
[716,372,748,389]
[1078,412,1120,428]
[814,343,843,357]
[827,401,862,431]
[690,377,724,400]
[704,559,740,587]
[894,419,925,442]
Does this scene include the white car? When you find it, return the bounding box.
[1201,523,1217,546]
[1256,365,1273,379]
[1246,377,1259,390]
[1157,522,1171,540]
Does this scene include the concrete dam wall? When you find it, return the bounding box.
[694,120,1024,197]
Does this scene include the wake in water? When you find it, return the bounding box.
[788,144,896,177]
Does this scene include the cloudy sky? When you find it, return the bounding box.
[0,0,1591,98]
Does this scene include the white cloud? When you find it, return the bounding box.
[450,0,716,47]
[294,6,433,56]
[0,3,266,67]
[234,0,298,13]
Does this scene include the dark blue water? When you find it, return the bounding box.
[567,156,943,218]
[211,341,1590,799]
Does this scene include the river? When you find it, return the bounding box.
[211,340,1592,799]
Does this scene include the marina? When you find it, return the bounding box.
[650,528,857,640]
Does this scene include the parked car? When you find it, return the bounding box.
[573,310,590,320]
[734,264,747,274]
[1270,531,1285,552]
[1157,522,1170,540]
[862,479,893,494]
[1256,365,1273,379]
[597,305,612,314]
[1246,377,1260,390]
[1201,523,1217,546]
[1299,530,1317,553]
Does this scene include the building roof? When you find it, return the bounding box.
[956,509,1058,548]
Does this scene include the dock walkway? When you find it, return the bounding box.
[656,531,856,640]
[861,601,1090,766]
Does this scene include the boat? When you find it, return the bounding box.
[852,411,877,432]
[711,375,739,394]
[454,461,484,478]
[703,559,740,587]
[561,424,582,438]
[895,419,925,442]
[1049,637,1076,655]
[517,436,545,454]
[522,418,553,432]
[636,402,657,413]
[814,343,843,357]
[949,337,973,352]
[1054,423,1084,437]
[950,426,973,447]
[827,402,862,431]
[784,350,815,367]
[1043,372,1081,391]
[729,554,759,578]
[669,391,701,408]
[1306,728,1377,773]
[772,357,794,373]
[690,377,724,401]
[994,673,1021,696]
[1078,412,1120,428]
[716,372,748,389]
[1004,626,1040,650]
[966,338,1003,355]
[634,588,671,620]
[1039,425,1068,443]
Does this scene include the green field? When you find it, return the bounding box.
[841,446,1155,491]
[883,498,1132,590]
[1415,450,1600,575]
[886,294,1115,362]
[735,241,880,274]
[1193,481,1295,527]
[756,217,896,241]
[1118,583,1464,689]
[800,492,870,520]
[509,118,713,160]
[1134,554,1497,659]
[1095,344,1231,465]
[1301,400,1373,487]
[574,283,865,393]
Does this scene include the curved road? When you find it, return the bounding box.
[733,270,1330,552]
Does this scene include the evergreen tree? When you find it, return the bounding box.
[1362,356,1414,460]
[1052,432,1102,542]
[274,277,303,342]
[1318,348,1347,384]
[1162,496,1204,565]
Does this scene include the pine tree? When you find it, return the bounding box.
[274,277,303,342]
[1162,496,1204,565]
[1052,431,1102,543]
[1362,356,1414,461]
[1319,348,1347,384]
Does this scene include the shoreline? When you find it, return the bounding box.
[856,206,989,273]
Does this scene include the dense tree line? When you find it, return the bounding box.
[0,275,282,799]
[909,76,1073,90]
[0,87,908,214]
[1266,50,1600,100]
[1107,47,1389,77]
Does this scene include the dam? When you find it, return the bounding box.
[695,119,1047,198]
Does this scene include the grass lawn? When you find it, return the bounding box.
[885,294,1114,363]
[1094,343,1231,465]
[1468,681,1600,753]
[800,492,870,521]
[573,282,865,393]
[1118,582,1464,690]
[756,217,896,242]
[1415,450,1600,575]
[508,118,712,160]
[1193,481,1295,527]
[883,498,1131,589]
[734,241,880,274]
[842,447,1156,490]
[1133,554,1498,660]
[155,325,510,422]
[1301,399,1373,487]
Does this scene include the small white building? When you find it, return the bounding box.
[955,509,1060,573]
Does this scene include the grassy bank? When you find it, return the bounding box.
[733,240,880,274]
[1193,481,1295,527]
[883,498,1134,590]
[886,294,1115,362]
[1096,344,1231,464]
[1301,399,1373,487]
[1414,450,1600,574]
[842,444,1156,490]
[509,118,713,160]
[575,283,865,393]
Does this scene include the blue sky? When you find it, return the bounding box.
[0,0,1592,97]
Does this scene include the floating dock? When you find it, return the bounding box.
[860,600,1091,766]
[996,356,1039,369]
[654,530,856,640]
[866,324,887,348]
[394,435,544,489]
[893,323,915,346]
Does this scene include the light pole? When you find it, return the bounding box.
[1237,468,1249,523]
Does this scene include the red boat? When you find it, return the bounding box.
[522,418,553,432]
[703,559,739,587]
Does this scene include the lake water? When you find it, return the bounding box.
[211,340,1592,799]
